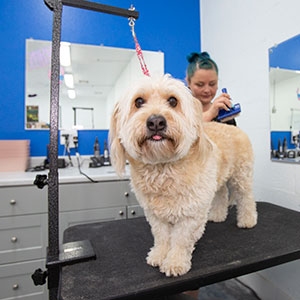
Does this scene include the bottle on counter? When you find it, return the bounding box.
[277,138,284,159]
[271,140,276,159]
[103,139,111,166]
[283,137,288,157]
[94,137,100,158]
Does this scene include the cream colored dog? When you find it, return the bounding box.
[109,74,257,277]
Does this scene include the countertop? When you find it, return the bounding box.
[0,164,130,187]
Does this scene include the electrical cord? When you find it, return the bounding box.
[74,140,99,183]
[63,135,73,167]
[28,138,100,184]
[75,153,99,183]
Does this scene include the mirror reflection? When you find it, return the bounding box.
[25,39,164,130]
[269,34,300,163]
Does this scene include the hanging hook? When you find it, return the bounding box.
[128,4,136,34]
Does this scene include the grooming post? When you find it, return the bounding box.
[46,1,62,299]
[48,0,61,259]
[32,1,140,299]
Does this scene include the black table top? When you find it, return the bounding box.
[59,202,300,300]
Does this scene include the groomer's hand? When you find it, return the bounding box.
[204,92,232,121]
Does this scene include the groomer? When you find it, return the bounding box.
[186,51,237,126]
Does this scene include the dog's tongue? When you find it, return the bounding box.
[152,135,162,141]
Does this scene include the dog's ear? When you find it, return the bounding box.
[192,97,214,164]
[109,102,126,176]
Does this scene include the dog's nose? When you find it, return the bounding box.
[146,115,166,132]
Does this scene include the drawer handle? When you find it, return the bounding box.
[10,199,16,205]
[131,210,136,215]
[11,237,18,243]
[12,284,19,290]
[119,211,124,216]
[124,192,129,197]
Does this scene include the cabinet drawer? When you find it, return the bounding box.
[122,181,139,206]
[60,206,126,243]
[0,186,47,217]
[0,214,47,264]
[59,180,130,212]
[0,259,47,300]
[127,205,144,219]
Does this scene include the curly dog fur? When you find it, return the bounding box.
[109,74,257,277]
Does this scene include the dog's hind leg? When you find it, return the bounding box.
[208,184,229,222]
[228,165,257,228]
[146,212,171,268]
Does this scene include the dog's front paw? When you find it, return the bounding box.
[146,245,169,267]
[237,211,257,228]
[159,251,191,277]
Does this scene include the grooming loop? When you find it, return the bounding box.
[129,5,150,77]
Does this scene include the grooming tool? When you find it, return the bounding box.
[43,144,66,169]
[217,88,241,122]
[90,137,103,168]
[62,134,73,166]
[287,150,296,159]
[89,156,103,168]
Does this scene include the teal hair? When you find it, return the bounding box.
[186,52,218,82]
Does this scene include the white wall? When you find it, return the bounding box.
[200,1,300,299]
[60,95,107,129]
[26,91,107,129]
[106,50,164,128]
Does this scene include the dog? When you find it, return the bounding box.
[109,74,257,277]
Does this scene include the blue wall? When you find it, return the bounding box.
[269,34,300,71]
[271,131,296,150]
[0,0,200,157]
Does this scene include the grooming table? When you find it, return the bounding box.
[59,202,300,300]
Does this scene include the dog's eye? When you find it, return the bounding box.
[168,97,178,108]
[135,97,145,108]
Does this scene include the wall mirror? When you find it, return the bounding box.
[25,39,164,130]
[269,34,300,163]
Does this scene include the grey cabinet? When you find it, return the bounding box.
[59,181,130,212]
[0,260,47,300]
[0,178,143,300]
[0,214,47,264]
[0,186,47,217]
[127,204,145,219]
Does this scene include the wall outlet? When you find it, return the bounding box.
[60,129,78,148]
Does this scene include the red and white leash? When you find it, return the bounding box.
[128,6,150,77]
